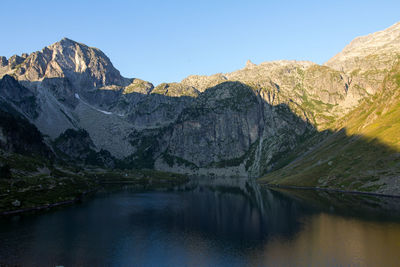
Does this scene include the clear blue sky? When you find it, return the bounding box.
[1,0,399,85]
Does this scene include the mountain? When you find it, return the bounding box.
[260,22,400,195]
[0,22,399,195]
[259,61,400,195]
[0,38,129,88]
[325,22,400,73]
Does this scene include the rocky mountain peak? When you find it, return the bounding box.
[60,37,75,43]
[0,74,19,88]
[245,59,256,68]
[0,56,8,67]
[49,37,87,51]
[123,78,154,95]
[325,21,400,72]
[1,22,400,181]
[180,74,227,92]
[0,38,130,91]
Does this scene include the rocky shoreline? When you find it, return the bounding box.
[0,189,96,216]
[0,168,189,217]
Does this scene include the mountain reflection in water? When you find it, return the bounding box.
[1,177,400,266]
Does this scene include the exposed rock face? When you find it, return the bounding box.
[54,129,97,159]
[179,60,360,128]
[53,129,115,168]
[130,81,314,176]
[0,38,130,90]
[0,103,52,159]
[0,56,8,67]
[325,22,400,96]
[325,22,400,72]
[0,22,399,178]
[245,60,256,68]
[151,82,199,97]
[123,79,154,95]
[260,60,400,195]
[181,73,227,92]
[165,82,263,167]
[0,75,38,118]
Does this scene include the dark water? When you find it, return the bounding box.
[1,177,400,266]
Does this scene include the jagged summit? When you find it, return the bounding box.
[325,21,400,72]
[60,37,75,42]
[0,21,400,191]
[0,37,130,89]
[51,37,95,51]
[51,37,81,49]
[245,60,256,68]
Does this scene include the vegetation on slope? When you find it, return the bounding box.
[259,61,400,195]
[0,109,188,215]
[0,151,96,214]
[0,150,188,214]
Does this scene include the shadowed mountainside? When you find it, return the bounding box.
[0,78,317,177]
[1,73,399,195]
[0,22,400,195]
[260,60,400,195]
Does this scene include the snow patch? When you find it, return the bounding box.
[75,93,113,115]
[98,110,113,115]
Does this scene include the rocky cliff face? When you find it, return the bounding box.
[1,22,399,178]
[260,60,400,195]
[325,22,400,73]
[0,75,38,119]
[0,38,129,89]
[0,101,52,159]
[325,22,400,96]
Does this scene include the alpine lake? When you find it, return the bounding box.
[1,177,400,266]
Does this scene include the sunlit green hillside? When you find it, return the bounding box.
[259,61,400,195]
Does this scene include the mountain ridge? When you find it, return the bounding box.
[325,21,400,72]
[0,22,399,195]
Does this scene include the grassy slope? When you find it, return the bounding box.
[259,62,400,195]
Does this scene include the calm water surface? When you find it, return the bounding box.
[1,177,400,266]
